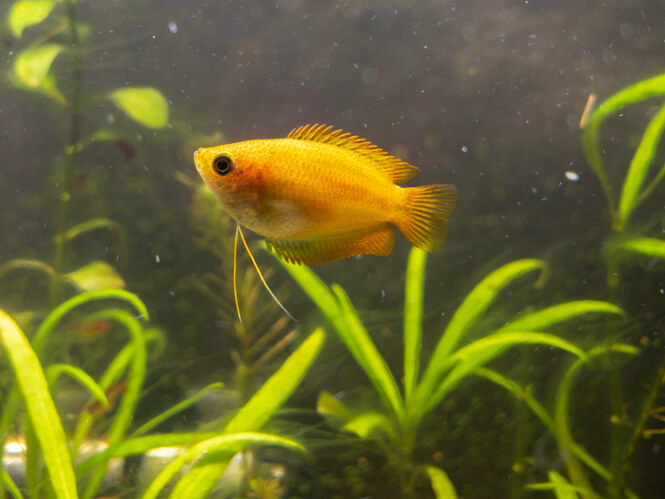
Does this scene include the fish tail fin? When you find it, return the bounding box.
[397,184,457,252]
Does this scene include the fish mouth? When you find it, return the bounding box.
[193,147,207,173]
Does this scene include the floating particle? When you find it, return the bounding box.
[565,171,580,181]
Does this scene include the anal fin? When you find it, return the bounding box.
[267,224,395,265]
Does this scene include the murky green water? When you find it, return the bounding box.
[1,1,665,497]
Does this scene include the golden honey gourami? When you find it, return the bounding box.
[194,124,457,265]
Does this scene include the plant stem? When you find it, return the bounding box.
[49,0,84,308]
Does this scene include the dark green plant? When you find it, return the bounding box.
[277,247,622,497]
[581,72,665,498]
[0,292,324,499]
[3,0,169,308]
[185,181,297,403]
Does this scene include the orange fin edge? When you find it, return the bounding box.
[287,124,419,184]
[266,224,395,265]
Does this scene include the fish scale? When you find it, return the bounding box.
[194,124,456,265]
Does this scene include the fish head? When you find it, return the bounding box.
[194,141,270,219]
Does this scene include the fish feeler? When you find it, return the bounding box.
[233,223,296,324]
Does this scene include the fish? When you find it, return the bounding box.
[193,124,457,266]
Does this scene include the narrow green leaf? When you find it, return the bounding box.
[76,433,218,474]
[426,465,458,499]
[498,300,625,333]
[417,259,546,407]
[549,470,581,499]
[316,390,351,420]
[476,367,613,481]
[0,258,54,277]
[141,433,304,499]
[582,73,665,214]
[225,328,325,433]
[2,467,24,499]
[424,331,587,417]
[131,383,224,437]
[63,261,126,292]
[616,104,665,230]
[274,258,345,332]
[332,285,405,421]
[32,288,149,357]
[107,87,169,129]
[9,0,56,37]
[47,363,109,410]
[617,237,665,260]
[63,218,123,242]
[13,43,63,87]
[404,247,427,403]
[165,329,323,499]
[82,310,148,499]
[0,309,77,499]
[342,412,395,440]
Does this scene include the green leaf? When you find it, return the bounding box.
[498,300,625,333]
[331,285,405,422]
[82,310,148,499]
[47,363,109,410]
[32,288,149,357]
[0,258,54,277]
[225,328,325,433]
[616,237,665,260]
[1,468,23,499]
[131,383,224,438]
[425,465,458,499]
[63,218,123,242]
[582,73,665,212]
[316,390,351,420]
[0,309,77,499]
[404,247,427,403]
[616,104,665,230]
[424,331,587,416]
[63,261,126,292]
[342,412,395,440]
[275,258,405,421]
[12,44,64,98]
[141,433,305,499]
[76,433,218,474]
[416,259,546,409]
[166,329,323,499]
[8,0,56,38]
[107,87,169,129]
[526,476,583,498]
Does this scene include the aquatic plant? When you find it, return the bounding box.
[0,288,323,498]
[3,0,169,308]
[577,72,665,498]
[185,178,297,403]
[277,247,622,497]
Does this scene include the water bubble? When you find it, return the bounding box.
[461,145,468,152]
[168,22,178,34]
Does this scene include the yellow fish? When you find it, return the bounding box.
[194,124,457,265]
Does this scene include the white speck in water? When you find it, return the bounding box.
[531,187,538,194]
[461,145,468,152]
[168,22,178,34]
[660,289,664,295]
[155,255,160,263]
[565,171,580,181]
[169,290,175,296]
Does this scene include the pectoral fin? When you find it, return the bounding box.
[267,224,395,265]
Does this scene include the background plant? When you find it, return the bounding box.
[3,0,169,311]
[580,72,665,498]
[278,247,623,497]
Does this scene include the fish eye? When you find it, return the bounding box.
[212,155,234,176]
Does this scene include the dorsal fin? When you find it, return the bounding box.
[287,124,420,184]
